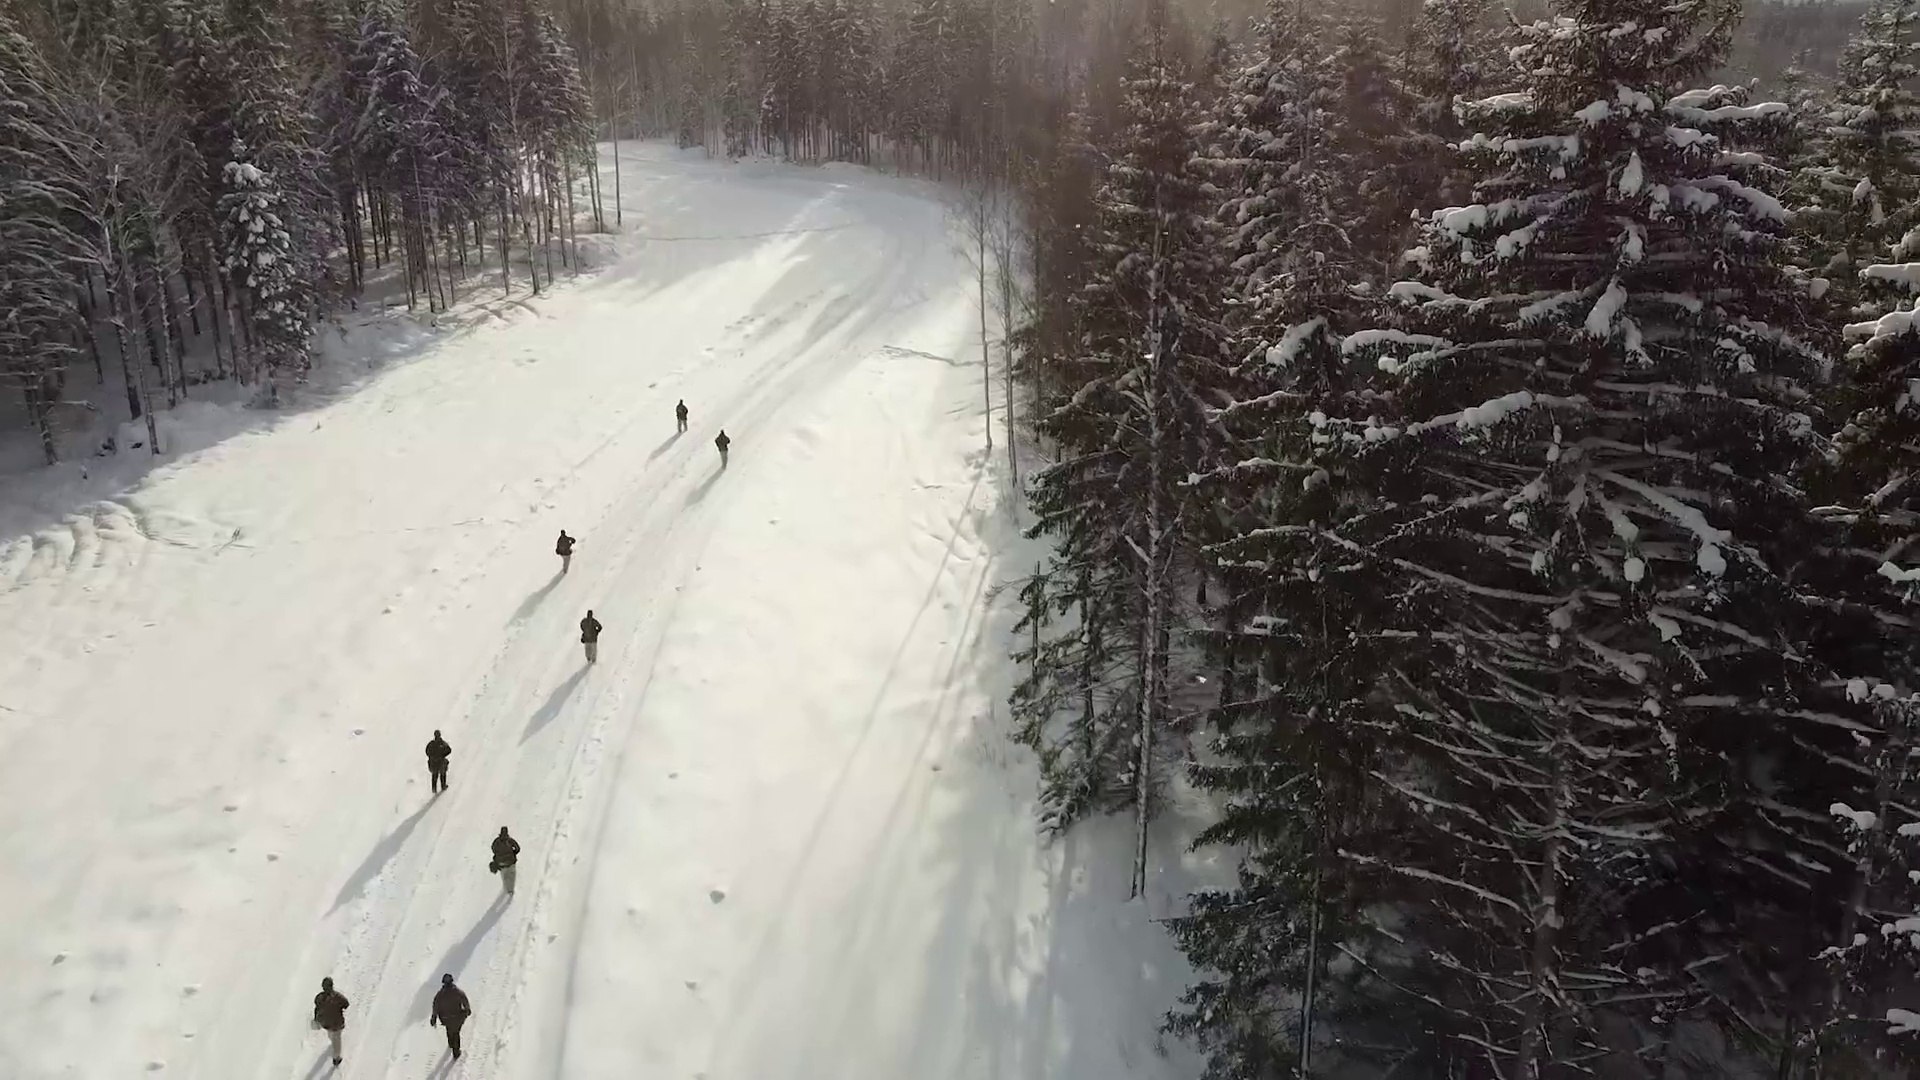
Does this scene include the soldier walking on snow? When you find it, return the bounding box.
[715,429,730,469]
[556,530,575,574]
[489,826,521,896]
[580,609,602,665]
[430,973,472,1059]
[312,977,349,1066]
[676,399,689,433]
[425,730,451,794]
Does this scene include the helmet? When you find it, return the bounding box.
[442,973,454,985]
[321,977,333,990]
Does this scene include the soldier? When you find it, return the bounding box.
[425,730,451,794]
[430,973,472,1059]
[312,977,349,1067]
[580,610,602,665]
[490,826,522,896]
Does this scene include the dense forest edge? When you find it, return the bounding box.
[5,0,1920,1075]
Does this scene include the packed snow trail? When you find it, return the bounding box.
[0,145,1208,1080]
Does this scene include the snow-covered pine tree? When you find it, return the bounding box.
[1794,0,1920,317]
[1779,226,1920,1076]
[0,10,84,463]
[1169,7,1435,1076]
[1331,0,1835,1068]
[516,2,592,277]
[1405,0,1496,208]
[224,0,332,311]
[346,0,453,310]
[217,141,309,380]
[1012,15,1228,875]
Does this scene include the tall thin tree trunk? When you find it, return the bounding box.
[76,287,105,382]
[148,264,181,408]
[26,371,57,465]
[1131,229,1175,901]
[1299,854,1322,1077]
[202,247,231,380]
[106,231,159,453]
[497,198,512,294]
[182,263,203,336]
[976,209,992,451]
[564,156,579,274]
[1517,718,1571,1075]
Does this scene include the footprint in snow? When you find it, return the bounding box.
[709,889,726,904]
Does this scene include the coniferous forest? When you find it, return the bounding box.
[8,0,1920,1073]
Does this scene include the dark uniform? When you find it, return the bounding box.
[313,978,349,1065]
[431,974,472,1058]
[676,400,689,433]
[490,828,521,896]
[425,732,451,794]
[556,530,575,574]
[715,430,730,468]
[580,611,602,665]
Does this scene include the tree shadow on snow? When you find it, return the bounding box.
[329,798,437,913]
[511,570,565,625]
[697,466,1210,1080]
[411,894,508,1020]
[522,667,588,743]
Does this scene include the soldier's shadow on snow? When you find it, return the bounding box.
[299,1046,331,1080]
[511,570,565,625]
[329,799,437,913]
[646,431,682,463]
[522,668,588,743]
[684,467,725,507]
[410,895,508,1021]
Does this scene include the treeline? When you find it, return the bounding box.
[0,0,594,464]
[570,0,1920,1071]
[1003,0,1920,1075]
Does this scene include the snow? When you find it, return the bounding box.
[1697,543,1728,578]
[1693,175,1792,223]
[1863,263,1920,292]
[1266,317,1327,369]
[1458,391,1535,430]
[1832,803,1880,832]
[1574,99,1612,125]
[1847,301,1920,345]
[1892,1007,1920,1036]
[1463,91,1534,114]
[1584,279,1628,338]
[0,144,1209,1080]
[1880,560,1920,583]
[1623,556,1646,582]
[1619,152,1646,197]
[1341,328,1449,356]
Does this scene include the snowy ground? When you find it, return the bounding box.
[0,143,1213,1080]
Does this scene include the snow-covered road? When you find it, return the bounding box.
[0,144,1203,1080]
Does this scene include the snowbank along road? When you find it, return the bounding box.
[0,144,1203,1080]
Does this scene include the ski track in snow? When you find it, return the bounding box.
[0,145,1210,1080]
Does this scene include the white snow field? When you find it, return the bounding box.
[0,144,1210,1080]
